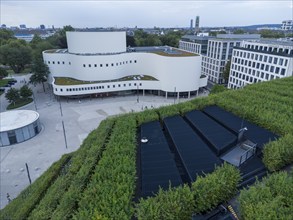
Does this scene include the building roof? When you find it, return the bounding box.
[44,46,198,56]
[245,39,293,47]
[0,110,39,132]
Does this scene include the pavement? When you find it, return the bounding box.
[0,74,209,209]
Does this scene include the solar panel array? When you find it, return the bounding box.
[185,110,237,155]
[140,121,182,197]
[163,116,222,182]
[203,106,278,147]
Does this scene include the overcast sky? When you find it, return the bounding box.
[1,0,292,28]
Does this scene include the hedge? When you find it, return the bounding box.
[135,163,241,219]
[238,172,293,220]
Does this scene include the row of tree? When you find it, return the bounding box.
[5,85,32,106]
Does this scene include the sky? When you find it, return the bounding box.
[1,0,293,28]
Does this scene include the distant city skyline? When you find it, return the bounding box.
[1,0,292,28]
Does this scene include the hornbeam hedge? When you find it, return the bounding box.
[27,119,114,220]
[135,163,241,219]
[238,172,293,220]
[73,116,137,219]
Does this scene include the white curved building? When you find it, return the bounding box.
[43,31,207,98]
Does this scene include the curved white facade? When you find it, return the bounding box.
[67,32,126,54]
[43,31,206,97]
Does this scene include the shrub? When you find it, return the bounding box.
[192,163,241,213]
[238,172,293,220]
[263,134,293,171]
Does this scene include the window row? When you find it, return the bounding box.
[47,61,71,65]
[55,82,143,92]
[232,64,286,76]
[244,44,293,55]
[233,52,288,66]
[230,70,284,81]
[83,60,137,68]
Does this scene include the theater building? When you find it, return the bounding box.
[43,31,207,98]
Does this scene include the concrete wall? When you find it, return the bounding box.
[66,32,126,54]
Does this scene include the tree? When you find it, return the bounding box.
[223,60,231,83]
[20,85,33,100]
[0,39,32,73]
[32,41,54,61]
[0,29,15,44]
[5,88,20,106]
[57,25,75,48]
[30,58,50,92]
[233,29,245,34]
[0,67,8,79]
[30,34,43,49]
[210,85,228,94]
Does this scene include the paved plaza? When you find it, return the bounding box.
[0,74,208,209]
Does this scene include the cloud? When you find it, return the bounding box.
[1,1,292,28]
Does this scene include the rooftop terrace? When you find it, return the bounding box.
[44,46,198,57]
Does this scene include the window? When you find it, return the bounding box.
[48,61,51,64]
[69,62,71,65]
[106,64,108,67]
[279,58,283,66]
[57,61,60,64]
[60,89,63,92]
[100,64,103,67]
[111,63,114,66]
[53,61,55,64]
[273,58,278,64]
[94,64,97,67]
[281,69,286,75]
[89,64,91,67]
[116,63,118,66]
[124,84,126,87]
[62,61,65,64]
[129,83,131,86]
[268,57,272,63]
[83,64,86,67]
[139,83,142,86]
[107,85,110,88]
[118,84,121,87]
[134,83,136,86]
[130,60,132,63]
[113,85,115,88]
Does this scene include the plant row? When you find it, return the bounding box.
[135,163,241,220]
[27,119,114,220]
[73,116,137,219]
[238,171,293,220]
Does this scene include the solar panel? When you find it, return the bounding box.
[140,121,182,197]
[164,116,222,182]
[203,106,278,148]
[185,110,237,155]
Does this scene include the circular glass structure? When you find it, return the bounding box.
[0,110,41,147]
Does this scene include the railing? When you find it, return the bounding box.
[239,143,257,166]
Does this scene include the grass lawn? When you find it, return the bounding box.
[0,79,13,87]
[54,75,158,85]
[7,98,33,110]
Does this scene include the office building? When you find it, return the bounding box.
[281,20,293,31]
[228,39,293,89]
[180,34,261,84]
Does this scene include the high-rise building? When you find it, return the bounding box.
[19,24,26,29]
[40,24,46,30]
[228,39,293,89]
[190,19,193,31]
[195,16,200,34]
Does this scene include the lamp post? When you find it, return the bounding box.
[173,87,176,104]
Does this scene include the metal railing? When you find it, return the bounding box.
[239,143,257,166]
